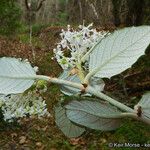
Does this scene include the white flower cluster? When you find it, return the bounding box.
[53,23,109,69]
[0,92,50,122]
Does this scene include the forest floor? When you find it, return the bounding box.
[0,26,150,150]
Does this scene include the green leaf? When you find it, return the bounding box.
[0,57,36,94]
[65,99,122,131]
[90,26,150,78]
[55,105,85,138]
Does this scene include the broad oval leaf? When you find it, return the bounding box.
[134,92,150,119]
[89,26,150,78]
[55,105,85,138]
[59,70,105,96]
[65,100,122,131]
[0,57,36,94]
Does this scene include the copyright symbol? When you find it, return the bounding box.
[108,143,113,148]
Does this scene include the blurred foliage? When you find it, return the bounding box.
[57,12,68,25]
[142,0,150,25]
[18,33,44,47]
[0,0,21,36]
[59,0,67,5]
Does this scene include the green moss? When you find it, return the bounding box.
[102,120,150,150]
[35,53,61,76]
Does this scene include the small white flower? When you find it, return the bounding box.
[0,91,50,122]
[34,66,39,72]
[53,23,109,70]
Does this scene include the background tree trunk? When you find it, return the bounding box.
[67,0,150,27]
[17,0,150,26]
[67,0,114,26]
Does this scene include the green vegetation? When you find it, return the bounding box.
[18,33,44,47]
[57,12,68,25]
[0,0,21,35]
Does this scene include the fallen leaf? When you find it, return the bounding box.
[36,142,42,147]
[70,137,86,146]
[11,133,18,138]
[19,136,27,144]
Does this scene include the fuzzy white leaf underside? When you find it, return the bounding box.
[135,92,150,119]
[59,70,105,96]
[0,57,36,94]
[89,26,150,78]
[59,70,80,96]
[65,100,122,131]
[55,105,85,138]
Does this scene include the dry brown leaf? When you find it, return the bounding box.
[19,136,27,144]
[70,137,86,146]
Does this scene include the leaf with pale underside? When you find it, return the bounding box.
[0,57,36,94]
[65,99,122,131]
[59,70,105,96]
[55,105,85,138]
[59,70,81,96]
[89,26,150,78]
[89,77,105,91]
[134,92,150,119]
